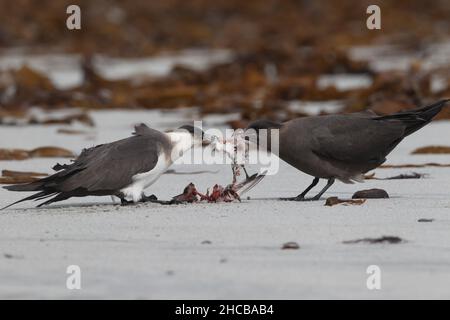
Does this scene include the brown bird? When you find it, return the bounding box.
[246,99,449,201]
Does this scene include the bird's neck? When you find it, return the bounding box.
[166,132,195,161]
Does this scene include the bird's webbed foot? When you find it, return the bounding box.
[141,193,186,205]
[279,195,321,201]
[120,198,135,206]
[155,199,186,205]
[167,199,185,205]
[141,194,158,203]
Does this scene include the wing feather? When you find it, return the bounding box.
[59,134,167,192]
[309,116,405,163]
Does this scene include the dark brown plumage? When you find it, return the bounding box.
[2,124,172,208]
[247,99,450,200]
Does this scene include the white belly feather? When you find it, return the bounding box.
[119,131,195,203]
[120,153,170,202]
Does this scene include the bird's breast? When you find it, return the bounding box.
[120,153,170,202]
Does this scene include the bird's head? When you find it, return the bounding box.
[176,125,206,146]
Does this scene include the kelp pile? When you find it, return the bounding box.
[1,0,450,124]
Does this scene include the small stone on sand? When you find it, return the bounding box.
[282,242,300,250]
[418,218,434,222]
[352,188,389,199]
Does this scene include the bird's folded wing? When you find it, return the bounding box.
[310,117,404,163]
[58,135,163,192]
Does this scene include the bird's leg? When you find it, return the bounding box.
[120,197,134,206]
[280,177,319,201]
[116,192,135,206]
[308,178,335,201]
[296,177,320,200]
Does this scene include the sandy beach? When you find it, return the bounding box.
[1,110,449,299]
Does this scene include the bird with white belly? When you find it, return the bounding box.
[2,124,213,208]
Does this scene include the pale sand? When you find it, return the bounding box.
[0,110,449,299]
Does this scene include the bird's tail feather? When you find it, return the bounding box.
[0,191,56,210]
[2,168,82,209]
[376,99,450,136]
[36,193,71,208]
[3,180,45,192]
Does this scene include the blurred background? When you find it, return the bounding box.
[1,0,450,128]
